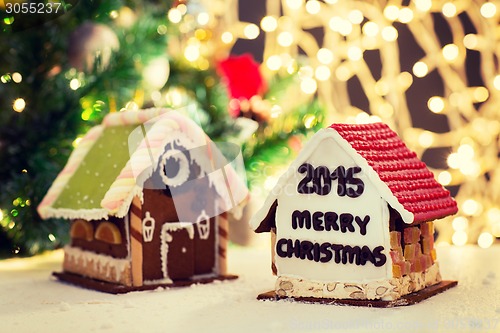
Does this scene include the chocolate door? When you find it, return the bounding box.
[140,220,195,281]
[164,225,195,280]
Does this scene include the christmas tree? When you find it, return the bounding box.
[0,0,324,257]
[0,0,176,256]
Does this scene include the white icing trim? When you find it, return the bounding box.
[163,222,195,239]
[159,149,190,187]
[196,210,210,240]
[160,222,196,279]
[64,245,130,282]
[143,278,173,285]
[160,223,172,280]
[40,207,108,221]
[111,185,143,219]
[250,128,414,231]
[193,272,218,279]
[142,211,155,243]
[124,213,131,259]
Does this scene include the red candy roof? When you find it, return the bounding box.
[330,122,458,223]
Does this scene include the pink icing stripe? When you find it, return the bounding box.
[102,115,113,127]
[128,112,139,124]
[103,112,125,127]
[163,115,206,146]
[165,112,188,131]
[102,200,122,210]
[83,127,102,140]
[39,194,55,206]
[38,192,60,214]
[138,142,163,151]
[120,113,128,124]
[116,168,135,179]
[60,165,77,174]
[139,111,150,122]
[103,109,170,127]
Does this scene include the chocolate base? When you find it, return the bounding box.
[257,280,457,307]
[53,271,238,294]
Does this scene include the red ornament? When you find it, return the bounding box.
[218,54,267,101]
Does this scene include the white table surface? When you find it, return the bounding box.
[1,236,499,333]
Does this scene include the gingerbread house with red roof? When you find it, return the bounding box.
[251,122,457,304]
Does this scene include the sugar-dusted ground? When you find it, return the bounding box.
[1,236,499,333]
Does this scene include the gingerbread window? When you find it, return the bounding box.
[95,222,122,244]
[159,149,190,187]
[70,220,94,241]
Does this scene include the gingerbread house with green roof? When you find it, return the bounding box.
[38,108,248,293]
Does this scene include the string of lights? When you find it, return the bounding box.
[246,0,499,247]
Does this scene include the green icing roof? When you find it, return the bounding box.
[52,125,143,210]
